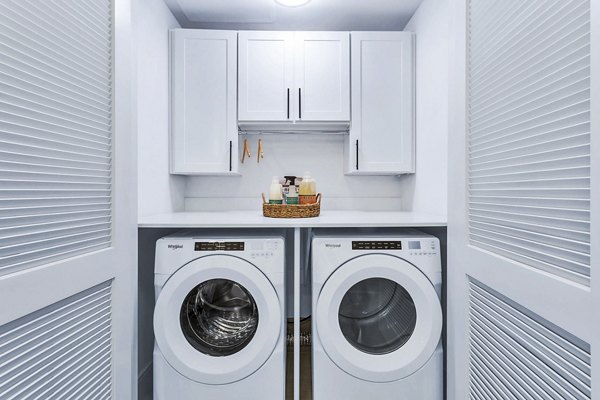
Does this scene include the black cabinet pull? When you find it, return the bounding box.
[355,140,359,170]
[229,140,233,171]
[298,88,302,119]
[287,88,290,119]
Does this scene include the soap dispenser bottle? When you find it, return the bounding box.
[286,184,299,205]
[269,176,283,204]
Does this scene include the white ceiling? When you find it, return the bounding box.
[163,0,424,31]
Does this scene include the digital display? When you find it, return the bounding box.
[408,241,421,250]
[352,241,402,250]
[195,242,245,251]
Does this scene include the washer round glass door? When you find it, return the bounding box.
[180,279,259,357]
[316,254,442,383]
[154,255,281,385]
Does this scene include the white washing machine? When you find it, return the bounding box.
[312,231,443,399]
[153,232,285,400]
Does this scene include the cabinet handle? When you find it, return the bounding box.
[229,140,233,172]
[298,88,302,119]
[355,140,359,170]
[287,88,290,119]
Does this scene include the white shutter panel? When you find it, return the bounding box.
[467,0,591,285]
[0,0,113,276]
[0,281,113,399]
[468,279,591,400]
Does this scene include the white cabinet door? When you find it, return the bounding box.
[171,30,237,175]
[0,1,136,398]
[238,31,294,122]
[448,1,597,399]
[294,32,350,121]
[347,32,414,175]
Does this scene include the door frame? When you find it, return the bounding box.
[111,0,138,397]
[590,0,600,397]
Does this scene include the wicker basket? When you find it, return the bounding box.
[262,193,321,218]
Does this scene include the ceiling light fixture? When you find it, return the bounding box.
[274,0,312,7]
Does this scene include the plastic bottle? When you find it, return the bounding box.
[299,172,317,204]
[269,176,283,204]
[286,184,299,205]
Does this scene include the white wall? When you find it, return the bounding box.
[135,0,449,218]
[136,0,186,219]
[185,135,407,211]
[402,0,449,217]
[134,0,183,397]
[183,9,450,214]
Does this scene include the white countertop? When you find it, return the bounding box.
[138,210,447,228]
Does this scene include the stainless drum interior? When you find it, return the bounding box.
[180,279,259,357]
[338,277,417,355]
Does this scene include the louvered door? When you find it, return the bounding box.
[448,0,599,399]
[0,0,136,399]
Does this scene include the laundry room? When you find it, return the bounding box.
[136,0,451,398]
[0,0,596,400]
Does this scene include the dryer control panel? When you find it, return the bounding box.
[352,241,402,250]
[348,239,438,257]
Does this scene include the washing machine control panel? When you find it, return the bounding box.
[194,241,245,251]
[247,239,281,260]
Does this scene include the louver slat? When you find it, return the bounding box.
[467,0,591,284]
[0,87,112,130]
[5,0,112,56]
[0,5,111,75]
[0,100,112,138]
[0,81,112,123]
[0,282,113,399]
[0,0,112,277]
[468,280,591,400]
[471,3,588,82]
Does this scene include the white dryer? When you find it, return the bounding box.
[312,231,443,400]
[153,232,285,400]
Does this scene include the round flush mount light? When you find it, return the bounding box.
[274,0,312,7]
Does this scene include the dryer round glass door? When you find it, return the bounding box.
[316,254,442,383]
[338,277,417,355]
[154,255,282,385]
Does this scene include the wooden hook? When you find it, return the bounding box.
[257,138,264,164]
[241,138,251,163]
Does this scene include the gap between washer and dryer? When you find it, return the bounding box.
[286,318,312,400]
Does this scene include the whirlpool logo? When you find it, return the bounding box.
[324,243,342,248]
[167,244,183,250]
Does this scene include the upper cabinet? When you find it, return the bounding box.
[346,32,415,175]
[294,32,350,122]
[238,31,350,123]
[170,29,414,176]
[170,30,238,175]
[238,31,294,122]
